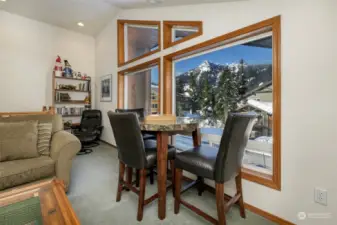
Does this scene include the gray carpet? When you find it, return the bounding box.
[67,143,275,225]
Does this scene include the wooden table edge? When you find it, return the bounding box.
[52,180,81,225]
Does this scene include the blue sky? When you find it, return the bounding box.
[175,44,272,76]
[151,67,159,85]
[150,41,272,84]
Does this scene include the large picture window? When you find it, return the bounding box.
[174,34,273,175]
[164,16,281,190]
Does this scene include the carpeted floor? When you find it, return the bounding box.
[67,143,276,225]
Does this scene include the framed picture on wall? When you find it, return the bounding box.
[100,74,112,102]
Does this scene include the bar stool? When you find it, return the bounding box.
[174,112,257,225]
[115,108,176,187]
[107,111,176,221]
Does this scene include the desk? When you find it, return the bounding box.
[140,120,200,220]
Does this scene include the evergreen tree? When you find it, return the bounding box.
[237,59,250,98]
[200,75,212,117]
[215,66,239,123]
[175,77,186,116]
[187,72,200,113]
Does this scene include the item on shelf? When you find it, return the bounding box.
[84,96,90,105]
[54,55,63,77]
[58,84,77,90]
[56,107,86,117]
[63,60,73,78]
[64,120,72,129]
[56,93,71,102]
[77,83,88,91]
[72,71,77,78]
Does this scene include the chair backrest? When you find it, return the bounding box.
[107,111,147,169]
[80,110,102,132]
[214,112,257,183]
[115,108,145,121]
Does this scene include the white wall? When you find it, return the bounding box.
[95,0,337,224]
[0,11,95,112]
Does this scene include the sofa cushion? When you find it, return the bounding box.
[0,121,39,162]
[0,156,55,190]
[37,123,53,156]
[0,114,63,134]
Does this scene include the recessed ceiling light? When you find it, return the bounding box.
[148,0,164,4]
[0,0,7,2]
[77,22,84,27]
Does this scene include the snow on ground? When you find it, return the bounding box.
[247,99,273,115]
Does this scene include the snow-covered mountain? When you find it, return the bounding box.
[176,60,272,95]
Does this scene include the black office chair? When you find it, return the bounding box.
[115,108,156,140]
[74,110,103,155]
[174,112,257,225]
[107,111,176,221]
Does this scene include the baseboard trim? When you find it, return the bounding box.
[182,176,294,225]
[244,203,295,225]
[99,139,117,148]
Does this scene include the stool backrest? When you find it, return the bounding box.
[215,112,257,183]
[107,111,147,169]
[115,108,145,121]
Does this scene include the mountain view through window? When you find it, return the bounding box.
[174,35,273,174]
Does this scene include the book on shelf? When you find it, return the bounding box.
[56,107,86,116]
[55,82,89,92]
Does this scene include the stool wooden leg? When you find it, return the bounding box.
[149,168,154,185]
[216,183,226,225]
[170,160,175,196]
[116,161,125,202]
[137,169,146,221]
[136,169,140,187]
[235,172,246,218]
[197,177,205,196]
[126,167,133,191]
[174,168,182,214]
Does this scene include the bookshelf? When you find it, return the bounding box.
[52,71,91,120]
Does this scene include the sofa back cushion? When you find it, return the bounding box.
[0,121,39,162]
[0,114,63,134]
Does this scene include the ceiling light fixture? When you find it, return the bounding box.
[77,22,84,27]
[0,0,7,2]
[148,0,164,4]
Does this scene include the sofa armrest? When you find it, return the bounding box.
[50,131,81,191]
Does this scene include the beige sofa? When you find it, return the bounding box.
[0,114,81,191]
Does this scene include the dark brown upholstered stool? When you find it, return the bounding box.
[174,112,257,225]
[108,111,176,221]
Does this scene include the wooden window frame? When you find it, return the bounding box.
[163,21,203,49]
[117,58,161,113]
[163,16,281,190]
[117,20,161,67]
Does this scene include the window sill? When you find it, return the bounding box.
[241,167,281,191]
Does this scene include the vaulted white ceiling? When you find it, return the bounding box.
[0,0,244,36]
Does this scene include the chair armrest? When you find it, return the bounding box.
[50,131,81,190]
